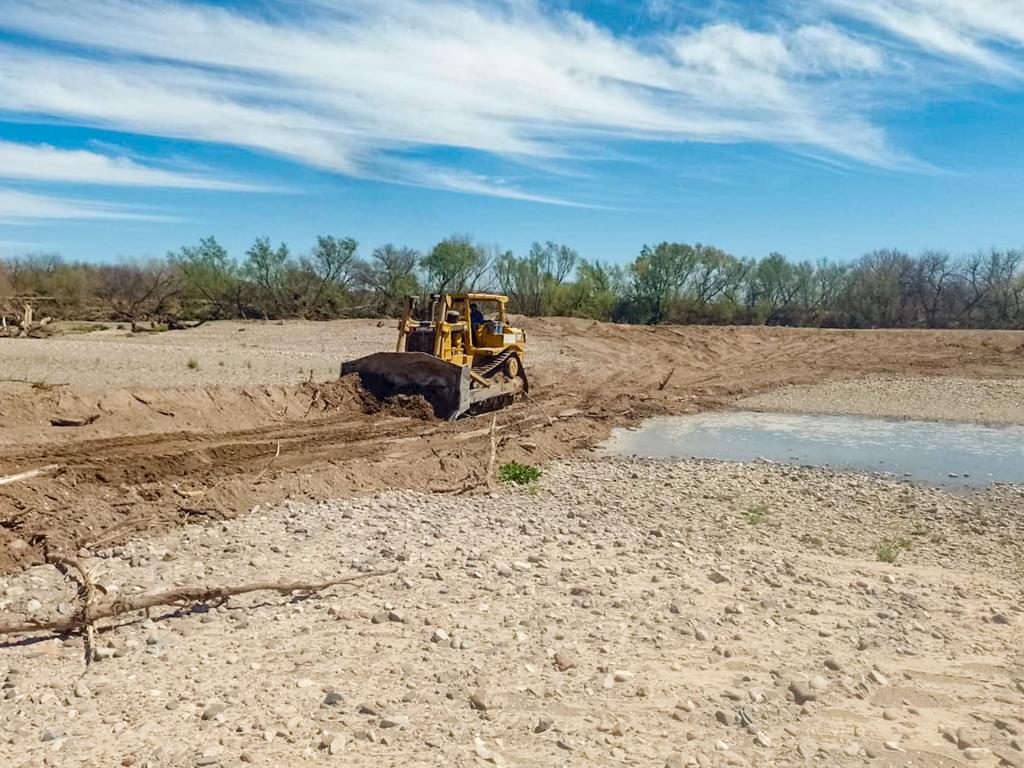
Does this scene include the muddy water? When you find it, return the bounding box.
[601,411,1024,487]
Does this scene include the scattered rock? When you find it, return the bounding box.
[716,710,738,727]
[554,651,576,672]
[470,688,499,712]
[962,748,991,761]
[789,680,819,705]
[201,702,228,721]
[379,714,408,729]
[323,690,345,707]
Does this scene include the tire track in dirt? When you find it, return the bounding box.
[1,321,1022,573]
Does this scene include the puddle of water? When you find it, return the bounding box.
[601,411,1024,487]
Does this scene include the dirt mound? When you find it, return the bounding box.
[2,320,1023,575]
[300,375,379,414]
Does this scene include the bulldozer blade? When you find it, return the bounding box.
[341,352,471,420]
[341,352,525,421]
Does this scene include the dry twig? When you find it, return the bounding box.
[0,567,396,638]
[255,442,282,484]
[658,367,676,391]
[524,391,555,426]
[485,414,499,491]
[0,464,60,487]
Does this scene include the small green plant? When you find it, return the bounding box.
[499,462,541,486]
[743,505,770,525]
[186,358,199,370]
[876,536,911,564]
[799,533,824,550]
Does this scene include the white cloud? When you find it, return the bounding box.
[0,141,264,190]
[0,188,171,223]
[824,0,1024,74]
[0,0,910,207]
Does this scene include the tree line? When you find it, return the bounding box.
[1,234,1022,330]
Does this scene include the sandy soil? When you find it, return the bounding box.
[1,320,1023,575]
[0,460,1021,768]
[738,376,1024,425]
[2,320,1024,767]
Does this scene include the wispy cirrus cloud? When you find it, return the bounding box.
[0,187,173,223]
[0,141,265,191]
[0,0,905,208]
[0,0,1021,213]
[823,0,1024,75]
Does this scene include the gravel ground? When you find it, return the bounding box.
[738,376,1024,425]
[0,322,392,390]
[0,319,573,393]
[1,459,1021,768]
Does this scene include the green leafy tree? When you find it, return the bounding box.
[422,235,492,293]
[626,242,696,323]
[365,244,421,315]
[170,236,246,318]
[495,241,579,316]
[300,235,358,317]
[243,237,290,318]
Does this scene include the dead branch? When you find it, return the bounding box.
[254,442,282,484]
[303,388,324,417]
[658,367,676,391]
[130,393,175,417]
[0,464,60,487]
[0,378,69,390]
[49,556,98,665]
[485,414,499,491]
[524,391,555,426]
[0,567,397,638]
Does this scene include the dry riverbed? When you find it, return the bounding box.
[1,459,1022,768]
[2,321,1024,767]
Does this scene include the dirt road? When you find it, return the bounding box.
[1,319,1023,573]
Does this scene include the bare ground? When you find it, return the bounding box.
[0,320,1023,768]
[1,320,1023,574]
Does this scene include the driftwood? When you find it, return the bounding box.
[658,367,676,391]
[0,464,60,487]
[0,567,397,639]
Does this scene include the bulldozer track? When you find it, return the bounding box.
[472,348,516,378]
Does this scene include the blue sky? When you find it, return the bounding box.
[0,0,1022,266]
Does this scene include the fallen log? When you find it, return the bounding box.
[0,567,396,638]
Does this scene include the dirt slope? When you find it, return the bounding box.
[1,320,1022,574]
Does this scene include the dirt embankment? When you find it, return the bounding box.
[1,320,1023,574]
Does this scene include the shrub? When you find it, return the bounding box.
[876,536,911,564]
[743,505,770,525]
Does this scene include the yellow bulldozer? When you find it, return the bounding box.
[341,292,528,420]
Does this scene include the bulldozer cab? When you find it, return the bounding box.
[398,293,524,364]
